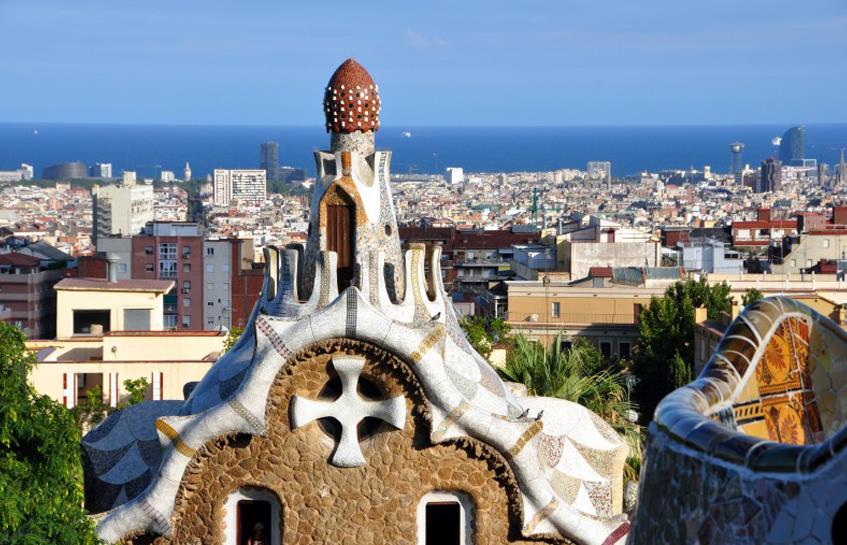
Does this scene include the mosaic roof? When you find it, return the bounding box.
[82,59,631,545]
[323,58,380,133]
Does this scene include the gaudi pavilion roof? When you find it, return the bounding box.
[323,58,381,133]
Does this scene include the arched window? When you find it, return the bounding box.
[224,487,282,545]
[417,491,474,545]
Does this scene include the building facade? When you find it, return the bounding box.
[758,158,782,193]
[213,169,267,206]
[506,280,661,356]
[0,252,65,338]
[43,161,87,180]
[202,239,233,330]
[91,181,155,244]
[445,166,464,185]
[90,163,113,178]
[587,161,612,190]
[679,238,744,274]
[54,276,173,338]
[130,222,205,330]
[260,141,280,182]
[778,125,805,166]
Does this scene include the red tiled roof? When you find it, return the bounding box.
[807,229,847,235]
[588,266,614,278]
[399,227,454,241]
[0,253,41,267]
[732,220,797,229]
[55,278,174,292]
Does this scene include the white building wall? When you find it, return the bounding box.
[93,183,154,239]
[95,237,133,280]
[203,240,232,330]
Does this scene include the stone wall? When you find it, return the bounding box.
[142,338,565,545]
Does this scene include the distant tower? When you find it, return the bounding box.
[778,126,805,166]
[817,163,827,187]
[587,161,612,191]
[759,158,782,193]
[729,142,744,175]
[260,141,280,182]
[838,148,847,185]
[184,161,192,182]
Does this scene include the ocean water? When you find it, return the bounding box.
[0,123,845,179]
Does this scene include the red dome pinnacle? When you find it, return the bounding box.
[323,59,381,133]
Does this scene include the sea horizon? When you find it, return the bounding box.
[1,122,846,179]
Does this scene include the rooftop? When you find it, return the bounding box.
[55,277,174,293]
[0,252,42,267]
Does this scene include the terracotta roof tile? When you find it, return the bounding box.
[0,253,41,267]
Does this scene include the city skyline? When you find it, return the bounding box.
[1,0,845,126]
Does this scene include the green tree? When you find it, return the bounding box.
[742,288,764,306]
[222,326,244,354]
[0,323,98,545]
[498,335,642,482]
[71,384,111,433]
[122,377,149,407]
[632,278,732,422]
[460,316,510,359]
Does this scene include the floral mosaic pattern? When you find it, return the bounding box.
[631,297,847,544]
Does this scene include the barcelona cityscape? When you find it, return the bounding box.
[1,2,846,545]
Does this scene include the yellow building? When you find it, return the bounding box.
[506,280,666,357]
[54,277,174,338]
[28,275,226,408]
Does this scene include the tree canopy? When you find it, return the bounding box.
[742,287,764,306]
[498,335,642,482]
[459,316,510,359]
[631,278,732,423]
[0,323,98,545]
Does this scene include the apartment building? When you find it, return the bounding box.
[91,177,154,244]
[730,208,798,248]
[203,239,233,330]
[213,169,267,207]
[0,252,65,338]
[399,226,540,293]
[30,265,223,408]
[130,222,205,330]
[506,280,665,356]
[555,215,660,281]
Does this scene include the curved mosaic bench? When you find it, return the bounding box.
[629,296,847,544]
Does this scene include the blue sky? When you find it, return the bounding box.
[1,0,845,126]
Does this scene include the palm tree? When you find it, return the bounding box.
[498,335,643,482]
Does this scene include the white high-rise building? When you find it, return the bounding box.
[122,171,137,186]
[203,239,233,330]
[184,161,192,182]
[445,167,464,185]
[587,161,612,190]
[91,180,154,244]
[0,163,35,182]
[213,169,267,206]
[20,163,34,180]
[91,163,113,178]
[160,171,176,183]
